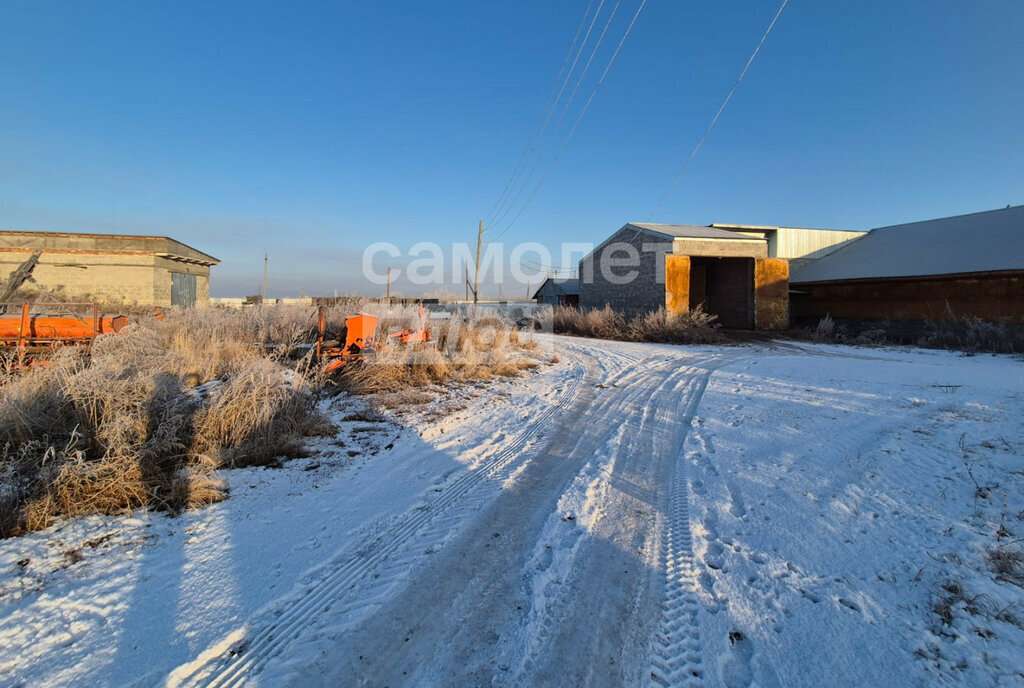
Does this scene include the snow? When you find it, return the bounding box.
[1,338,1021,687]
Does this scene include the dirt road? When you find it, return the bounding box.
[170,338,738,687]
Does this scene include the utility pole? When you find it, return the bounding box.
[498,282,503,301]
[473,220,483,304]
[263,253,268,305]
[526,281,530,301]
[464,266,469,301]
[386,266,391,301]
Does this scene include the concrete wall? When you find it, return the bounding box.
[579,227,672,316]
[0,250,159,305]
[791,271,1024,323]
[1,247,213,308]
[672,237,767,258]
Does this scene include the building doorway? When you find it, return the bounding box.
[688,257,754,328]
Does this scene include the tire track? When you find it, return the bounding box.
[168,358,590,688]
[649,355,733,688]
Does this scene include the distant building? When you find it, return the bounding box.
[578,222,860,329]
[532,278,579,307]
[790,206,1024,324]
[0,230,219,307]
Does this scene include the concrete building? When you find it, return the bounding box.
[579,222,861,329]
[790,206,1024,324]
[532,278,579,307]
[0,230,219,307]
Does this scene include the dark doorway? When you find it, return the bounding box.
[688,257,754,328]
[171,273,197,308]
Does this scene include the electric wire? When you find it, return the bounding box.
[491,0,648,240]
[483,0,598,225]
[488,0,617,230]
[648,0,789,220]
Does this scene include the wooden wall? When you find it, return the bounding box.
[791,271,1024,323]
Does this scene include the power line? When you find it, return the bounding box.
[648,0,790,220]
[490,0,649,240]
[488,0,615,230]
[484,0,600,226]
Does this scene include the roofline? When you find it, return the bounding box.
[531,276,579,300]
[579,222,771,267]
[791,268,1024,286]
[868,204,1024,234]
[0,229,220,264]
[710,222,863,233]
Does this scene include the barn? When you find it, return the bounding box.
[0,230,219,308]
[790,205,1024,325]
[532,278,579,307]
[578,222,862,329]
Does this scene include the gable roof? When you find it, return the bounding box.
[579,222,766,267]
[531,277,579,300]
[791,206,1024,284]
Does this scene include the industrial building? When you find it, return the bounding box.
[0,230,219,308]
[532,278,579,307]
[578,222,861,329]
[790,205,1024,324]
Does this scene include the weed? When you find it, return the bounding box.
[553,305,721,344]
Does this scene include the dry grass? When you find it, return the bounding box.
[0,306,329,537]
[553,305,721,344]
[334,311,541,396]
[0,303,547,536]
[918,314,1024,354]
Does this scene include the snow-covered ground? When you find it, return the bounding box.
[0,337,1021,687]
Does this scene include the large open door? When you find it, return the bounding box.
[688,257,754,328]
[171,272,197,308]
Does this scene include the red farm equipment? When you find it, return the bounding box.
[315,305,431,372]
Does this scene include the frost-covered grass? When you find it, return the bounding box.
[0,307,329,537]
[0,305,547,537]
[553,304,722,343]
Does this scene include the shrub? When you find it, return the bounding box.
[0,307,328,537]
[553,305,721,344]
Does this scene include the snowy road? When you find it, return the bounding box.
[171,339,742,687]
[2,336,1022,687]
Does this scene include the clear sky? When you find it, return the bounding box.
[2,1,1021,298]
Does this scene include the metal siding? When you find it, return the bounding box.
[772,228,866,260]
[171,272,197,308]
[791,206,1024,283]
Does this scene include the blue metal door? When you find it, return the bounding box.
[171,273,197,308]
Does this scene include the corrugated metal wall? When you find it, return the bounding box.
[770,228,866,261]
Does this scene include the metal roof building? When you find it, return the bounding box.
[790,206,1024,324]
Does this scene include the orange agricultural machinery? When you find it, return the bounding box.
[0,302,129,363]
[315,305,431,372]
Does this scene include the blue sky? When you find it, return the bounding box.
[1,0,1021,297]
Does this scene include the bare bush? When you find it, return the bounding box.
[0,308,329,537]
[918,313,1024,354]
[811,314,837,343]
[554,305,721,344]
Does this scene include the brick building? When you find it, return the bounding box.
[0,230,219,308]
[578,222,861,329]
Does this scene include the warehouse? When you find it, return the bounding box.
[578,222,861,329]
[790,205,1024,325]
[531,278,579,307]
[0,230,219,308]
